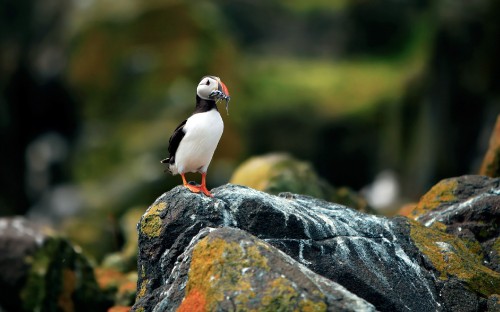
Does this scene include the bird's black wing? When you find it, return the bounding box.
[161,119,187,165]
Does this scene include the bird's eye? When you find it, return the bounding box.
[205,80,210,85]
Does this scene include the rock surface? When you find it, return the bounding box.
[137,227,375,312]
[0,216,111,311]
[132,181,500,311]
[408,175,500,274]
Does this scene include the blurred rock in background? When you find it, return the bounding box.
[230,153,372,213]
[0,217,112,311]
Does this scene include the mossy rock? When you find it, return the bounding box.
[136,227,375,311]
[230,153,371,212]
[409,219,500,297]
[407,177,459,220]
[406,175,500,275]
[407,175,499,225]
[230,153,332,198]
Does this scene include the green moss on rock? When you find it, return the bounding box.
[136,278,148,301]
[230,153,331,199]
[184,236,269,309]
[230,153,371,212]
[409,178,458,219]
[140,202,167,238]
[409,220,500,296]
[180,234,328,312]
[260,277,326,312]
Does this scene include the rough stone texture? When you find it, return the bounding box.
[0,216,111,312]
[132,183,500,312]
[134,227,376,311]
[480,115,500,178]
[409,219,500,304]
[488,294,500,311]
[408,175,500,274]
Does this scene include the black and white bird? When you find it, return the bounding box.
[161,76,230,197]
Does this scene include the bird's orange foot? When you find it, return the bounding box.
[184,183,202,193]
[199,173,213,197]
[200,185,213,197]
[181,174,201,194]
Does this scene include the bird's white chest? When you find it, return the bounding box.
[174,109,224,173]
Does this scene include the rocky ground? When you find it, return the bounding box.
[1,174,499,312]
[131,175,500,312]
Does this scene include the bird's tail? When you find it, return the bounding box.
[160,158,172,174]
[160,157,169,164]
[160,157,177,174]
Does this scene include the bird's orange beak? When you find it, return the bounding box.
[218,80,230,98]
[217,79,231,115]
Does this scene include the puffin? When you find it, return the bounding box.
[161,75,230,197]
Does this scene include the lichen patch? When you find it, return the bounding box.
[409,220,500,296]
[140,202,167,238]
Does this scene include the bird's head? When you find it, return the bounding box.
[197,75,231,114]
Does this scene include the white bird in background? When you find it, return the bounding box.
[161,76,230,197]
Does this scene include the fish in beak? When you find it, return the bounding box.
[209,78,231,115]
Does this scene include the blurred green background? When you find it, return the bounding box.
[1,0,499,261]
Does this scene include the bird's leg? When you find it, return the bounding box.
[200,173,213,197]
[181,173,201,193]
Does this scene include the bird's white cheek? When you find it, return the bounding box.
[196,85,217,100]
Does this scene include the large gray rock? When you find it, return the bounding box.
[133,183,500,312]
[134,184,450,311]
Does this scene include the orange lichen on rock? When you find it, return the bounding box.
[396,202,417,217]
[180,232,330,311]
[480,115,500,177]
[408,178,458,219]
[136,279,148,301]
[177,288,207,312]
[183,236,269,309]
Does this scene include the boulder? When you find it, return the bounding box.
[407,175,500,273]
[229,153,333,199]
[134,227,375,311]
[0,216,111,311]
[132,183,499,311]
